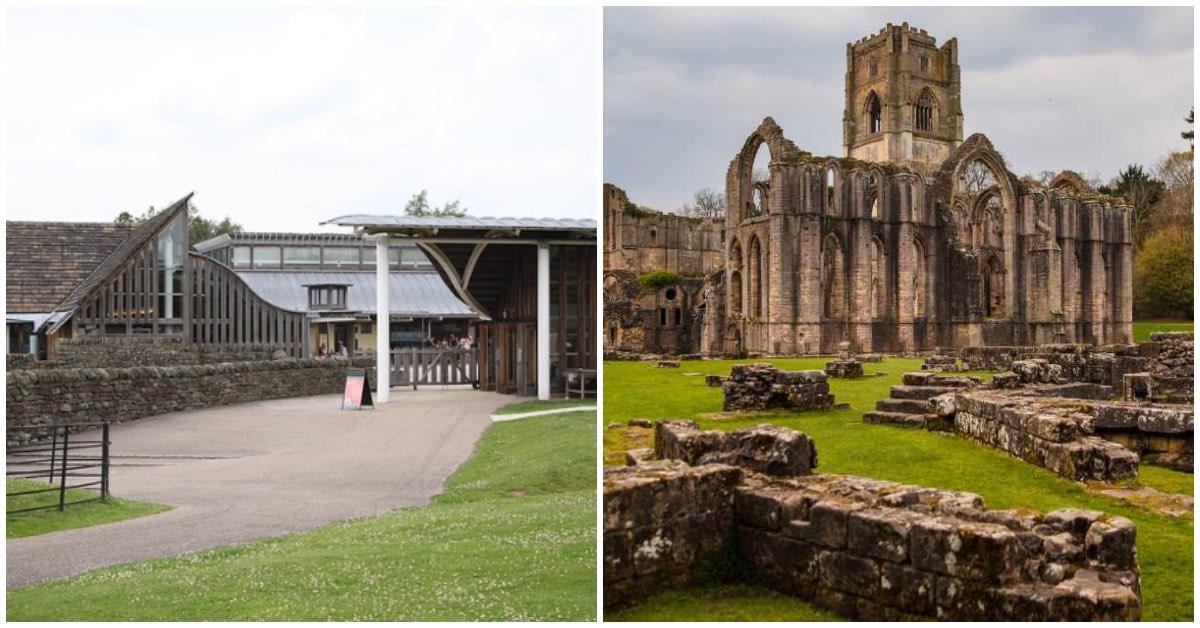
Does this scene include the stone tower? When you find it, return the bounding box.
[843,23,964,173]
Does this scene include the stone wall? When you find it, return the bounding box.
[603,460,742,608]
[54,336,281,368]
[944,390,1140,482]
[938,389,1193,478]
[959,344,1148,387]
[655,421,817,477]
[604,424,1141,620]
[723,364,835,412]
[6,357,376,446]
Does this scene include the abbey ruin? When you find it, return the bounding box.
[605,23,1133,356]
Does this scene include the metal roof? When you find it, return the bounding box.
[236,271,477,318]
[193,231,392,253]
[321,214,597,233]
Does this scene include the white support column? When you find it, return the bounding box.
[537,241,551,400]
[375,234,391,403]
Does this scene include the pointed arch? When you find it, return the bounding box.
[911,236,927,319]
[869,236,887,319]
[747,234,764,320]
[821,232,846,319]
[865,91,882,134]
[983,254,1006,318]
[914,87,937,132]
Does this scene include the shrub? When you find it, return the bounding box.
[638,270,683,290]
[1133,226,1193,319]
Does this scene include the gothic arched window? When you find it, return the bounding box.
[916,90,934,132]
[867,92,882,134]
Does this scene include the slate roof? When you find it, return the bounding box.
[5,221,133,313]
[236,271,477,318]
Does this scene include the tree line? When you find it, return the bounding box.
[114,189,470,248]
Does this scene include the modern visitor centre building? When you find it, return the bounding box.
[322,214,597,401]
[6,194,597,400]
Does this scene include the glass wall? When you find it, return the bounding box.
[155,213,187,333]
[283,246,321,269]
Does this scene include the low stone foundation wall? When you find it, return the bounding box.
[604,424,1141,620]
[824,359,863,379]
[939,390,1193,479]
[6,357,376,446]
[944,391,1140,482]
[655,421,817,476]
[723,364,835,412]
[603,460,742,608]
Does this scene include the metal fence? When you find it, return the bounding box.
[6,423,110,514]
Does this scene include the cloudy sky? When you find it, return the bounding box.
[6,6,599,228]
[605,6,1194,211]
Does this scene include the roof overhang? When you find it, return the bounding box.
[320,214,597,244]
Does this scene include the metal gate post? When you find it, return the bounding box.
[58,429,70,511]
[101,422,110,501]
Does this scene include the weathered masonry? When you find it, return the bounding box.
[604,422,1141,620]
[6,195,310,359]
[603,23,1133,357]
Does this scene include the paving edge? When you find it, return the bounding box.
[489,406,596,422]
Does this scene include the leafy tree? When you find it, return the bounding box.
[114,205,242,247]
[188,214,243,247]
[403,189,469,217]
[1098,164,1165,250]
[678,187,726,219]
[1133,226,1193,320]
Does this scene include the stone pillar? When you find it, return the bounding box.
[1117,213,1134,344]
[537,241,551,400]
[850,177,873,351]
[374,234,390,403]
[896,181,915,351]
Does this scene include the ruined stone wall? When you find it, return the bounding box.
[604,423,1141,620]
[603,184,724,355]
[722,364,835,412]
[939,389,1192,478]
[959,344,1148,387]
[6,357,376,446]
[603,460,742,608]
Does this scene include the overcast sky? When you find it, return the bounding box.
[6,6,599,228]
[605,6,1194,211]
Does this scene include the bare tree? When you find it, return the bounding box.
[678,188,726,219]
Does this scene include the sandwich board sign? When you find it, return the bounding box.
[342,368,374,410]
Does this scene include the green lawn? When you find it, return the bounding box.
[603,358,1194,622]
[6,477,170,539]
[1133,320,1193,343]
[8,407,596,621]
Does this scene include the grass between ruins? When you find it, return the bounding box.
[1132,320,1194,343]
[7,402,596,621]
[6,477,170,539]
[603,357,1194,622]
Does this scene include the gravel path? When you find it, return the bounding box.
[7,389,504,589]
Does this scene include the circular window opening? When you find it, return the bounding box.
[664,288,677,301]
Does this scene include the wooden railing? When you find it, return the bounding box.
[390,348,479,388]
